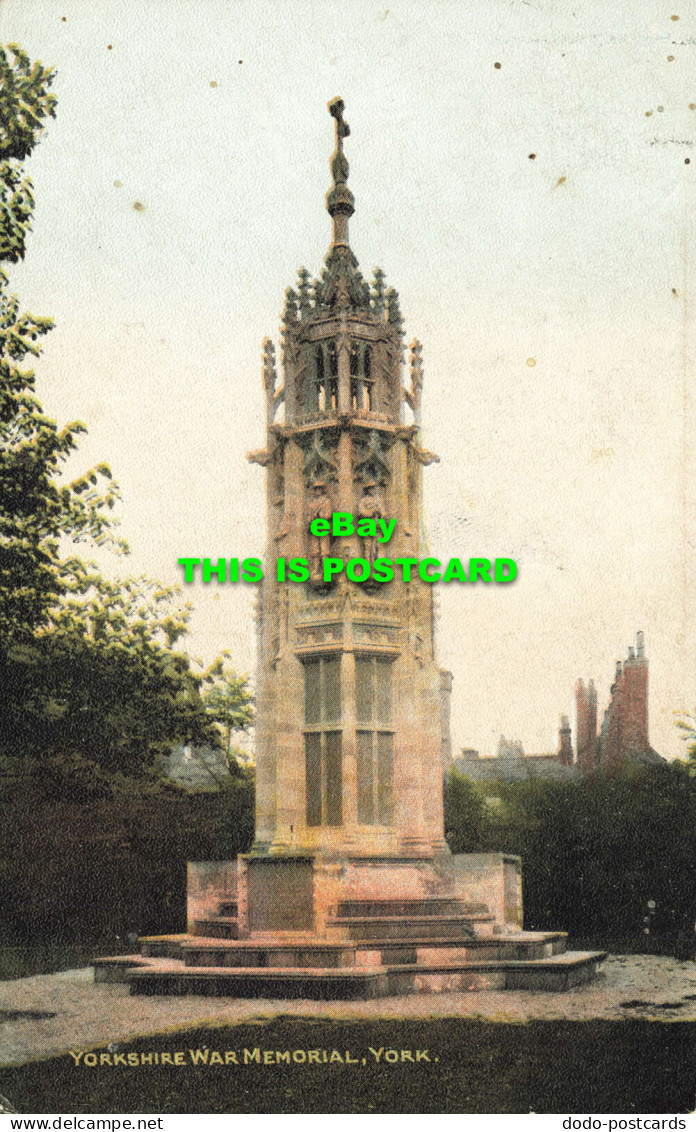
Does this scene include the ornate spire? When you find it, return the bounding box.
[297,267,312,318]
[326,97,354,248]
[316,98,369,312]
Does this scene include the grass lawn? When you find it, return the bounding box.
[1,1018,694,1114]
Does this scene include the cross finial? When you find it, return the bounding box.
[326,96,354,247]
[329,97,350,151]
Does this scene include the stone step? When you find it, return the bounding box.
[456,933,568,960]
[129,961,389,1000]
[386,951,607,994]
[503,951,606,990]
[182,940,356,969]
[138,934,187,959]
[355,932,567,965]
[192,911,498,945]
[177,930,567,970]
[327,913,495,941]
[122,948,607,997]
[335,898,489,919]
[93,955,152,983]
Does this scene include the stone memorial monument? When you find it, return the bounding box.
[94,100,605,997]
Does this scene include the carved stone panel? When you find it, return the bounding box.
[301,598,345,621]
[299,428,339,485]
[349,598,399,620]
[353,622,401,647]
[296,623,343,647]
[352,428,392,486]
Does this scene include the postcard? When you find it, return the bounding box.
[1,0,695,1118]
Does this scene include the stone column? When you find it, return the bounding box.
[340,626,359,847]
[392,437,412,549]
[337,324,351,413]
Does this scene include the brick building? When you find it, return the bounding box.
[453,631,663,782]
[575,678,598,774]
[573,631,663,772]
[590,631,663,769]
[453,728,579,783]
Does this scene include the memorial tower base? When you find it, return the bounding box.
[93,853,606,996]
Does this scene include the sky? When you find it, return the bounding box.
[1,0,695,760]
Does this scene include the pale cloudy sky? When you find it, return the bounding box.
[2,0,695,759]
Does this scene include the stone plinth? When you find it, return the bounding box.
[92,852,606,998]
[189,852,522,943]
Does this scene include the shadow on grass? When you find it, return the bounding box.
[0,942,131,982]
[1,1019,695,1114]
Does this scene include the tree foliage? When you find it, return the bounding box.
[0,43,124,644]
[2,764,255,943]
[444,762,696,940]
[0,569,220,775]
[675,709,696,769]
[0,45,57,166]
[0,45,226,779]
[200,652,254,756]
[443,767,491,853]
[0,46,257,952]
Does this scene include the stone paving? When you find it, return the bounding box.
[2,954,696,1067]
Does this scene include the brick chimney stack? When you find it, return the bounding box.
[576,678,598,774]
[602,662,624,767]
[583,632,657,771]
[558,715,573,766]
[620,630,649,755]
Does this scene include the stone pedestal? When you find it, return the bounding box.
[188,853,522,943]
[94,851,605,997]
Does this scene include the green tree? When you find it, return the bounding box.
[0,46,245,780]
[446,762,696,942]
[0,567,218,775]
[490,765,696,939]
[443,767,494,853]
[0,44,123,643]
[675,709,696,770]
[200,653,254,759]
